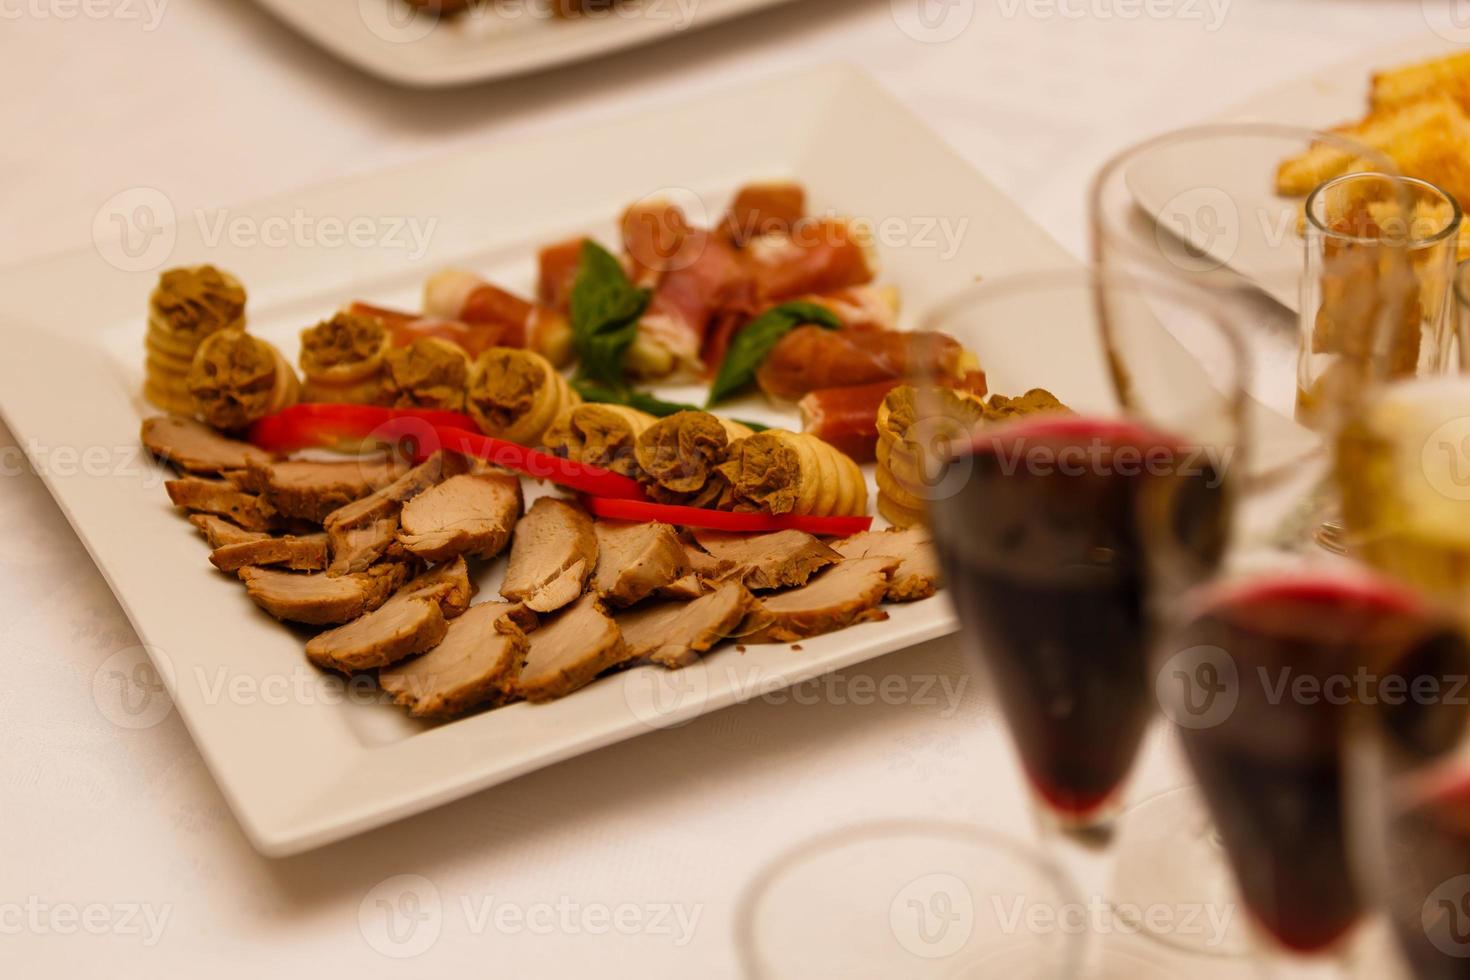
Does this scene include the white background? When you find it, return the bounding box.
[0,0,1446,975]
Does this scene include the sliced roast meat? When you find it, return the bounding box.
[398,472,523,562]
[141,415,273,474]
[380,602,535,718]
[513,594,627,702]
[323,450,469,531]
[683,541,732,580]
[591,521,691,608]
[209,533,329,572]
[328,516,399,576]
[166,477,276,532]
[323,451,469,574]
[832,527,940,602]
[617,581,761,668]
[500,497,597,613]
[658,574,706,601]
[742,556,899,643]
[240,561,413,625]
[402,556,477,618]
[240,456,407,523]
[690,529,839,590]
[189,513,268,549]
[305,558,476,672]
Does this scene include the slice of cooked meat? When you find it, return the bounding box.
[513,594,626,702]
[165,477,276,531]
[398,472,524,561]
[323,450,469,531]
[592,521,691,608]
[380,602,534,718]
[328,515,399,576]
[658,574,706,601]
[618,581,759,668]
[239,456,407,523]
[690,529,839,590]
[240,561,412,625]
[141,415,273,474]
[500,497,597,613]
[323,451,469,574]
[189,513,268,548]
[304,558,476,672]
[742,556,899,643]
[683,541,732,579]
[832,527,941,602]
[209,533,328,572]
[402,556,477,618]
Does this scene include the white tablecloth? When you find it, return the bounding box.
[0,1,1440,975]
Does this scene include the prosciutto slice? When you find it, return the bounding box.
[638,229,755,376]
[420,272,535,349]
[756,326,968,402]
[347,301,511,358]
[743,218,875,300]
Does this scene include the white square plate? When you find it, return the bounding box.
[1130,35,1461,312]
[252,0,802,88]
[0,65,1236,855]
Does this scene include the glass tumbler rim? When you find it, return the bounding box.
[1304,172,1463,249]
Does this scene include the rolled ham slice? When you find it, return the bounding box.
[756,326,970,402]
[799,371,988,464]
[422,271,535,350]
[635,229,755,378]
[743,218,875,300]
[720,181,806,245]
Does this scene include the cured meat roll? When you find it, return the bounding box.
[743,217,875,300]
[380,337,472,412]
[422,270,573,367]
[632,227,753,380]
[465,347,578,447]
[756,326,974,402]
[186,331,299,432]
[145,264,247,414]
[720,181,807,245]
[716,430,867,517]
[544,403,657,477]
[299,311,391,404]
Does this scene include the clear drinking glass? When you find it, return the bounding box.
[735,821,1083,979]
[1455,260,1470,373]
[1298,175,1460,435]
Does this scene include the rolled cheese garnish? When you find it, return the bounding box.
[381,338,472,412]
[715,429,866,517]
[299,311,391,404]
[186,330,299,431]
[465,347,577,447]
[544,403,656,477]
[633,410,750,505]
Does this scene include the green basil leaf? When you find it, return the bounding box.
[569,240,650,388]
[705,301,842,407]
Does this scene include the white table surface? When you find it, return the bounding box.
[0,1,1442,975]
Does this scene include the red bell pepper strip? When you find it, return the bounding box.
[248,404,478,454]
[376,419,646,500]
[580,495,873,537]
[247,404,647,501]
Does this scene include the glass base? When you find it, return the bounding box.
[736,820,1083,979]
[1108,786,1251,958]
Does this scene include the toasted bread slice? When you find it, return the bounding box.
[1371,50,1470,110]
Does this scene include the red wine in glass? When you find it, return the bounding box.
[929,416,1229,825]
[1173,575,1466,954]
[1385,772,1470,979]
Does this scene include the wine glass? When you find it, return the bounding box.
[911,268,1249,958]
[1161,562,1470,978]
[1089,123,1419,550]
[1347,608,1470,980]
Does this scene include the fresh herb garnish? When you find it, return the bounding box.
[569,240,651,389]
[706,301,842,406]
